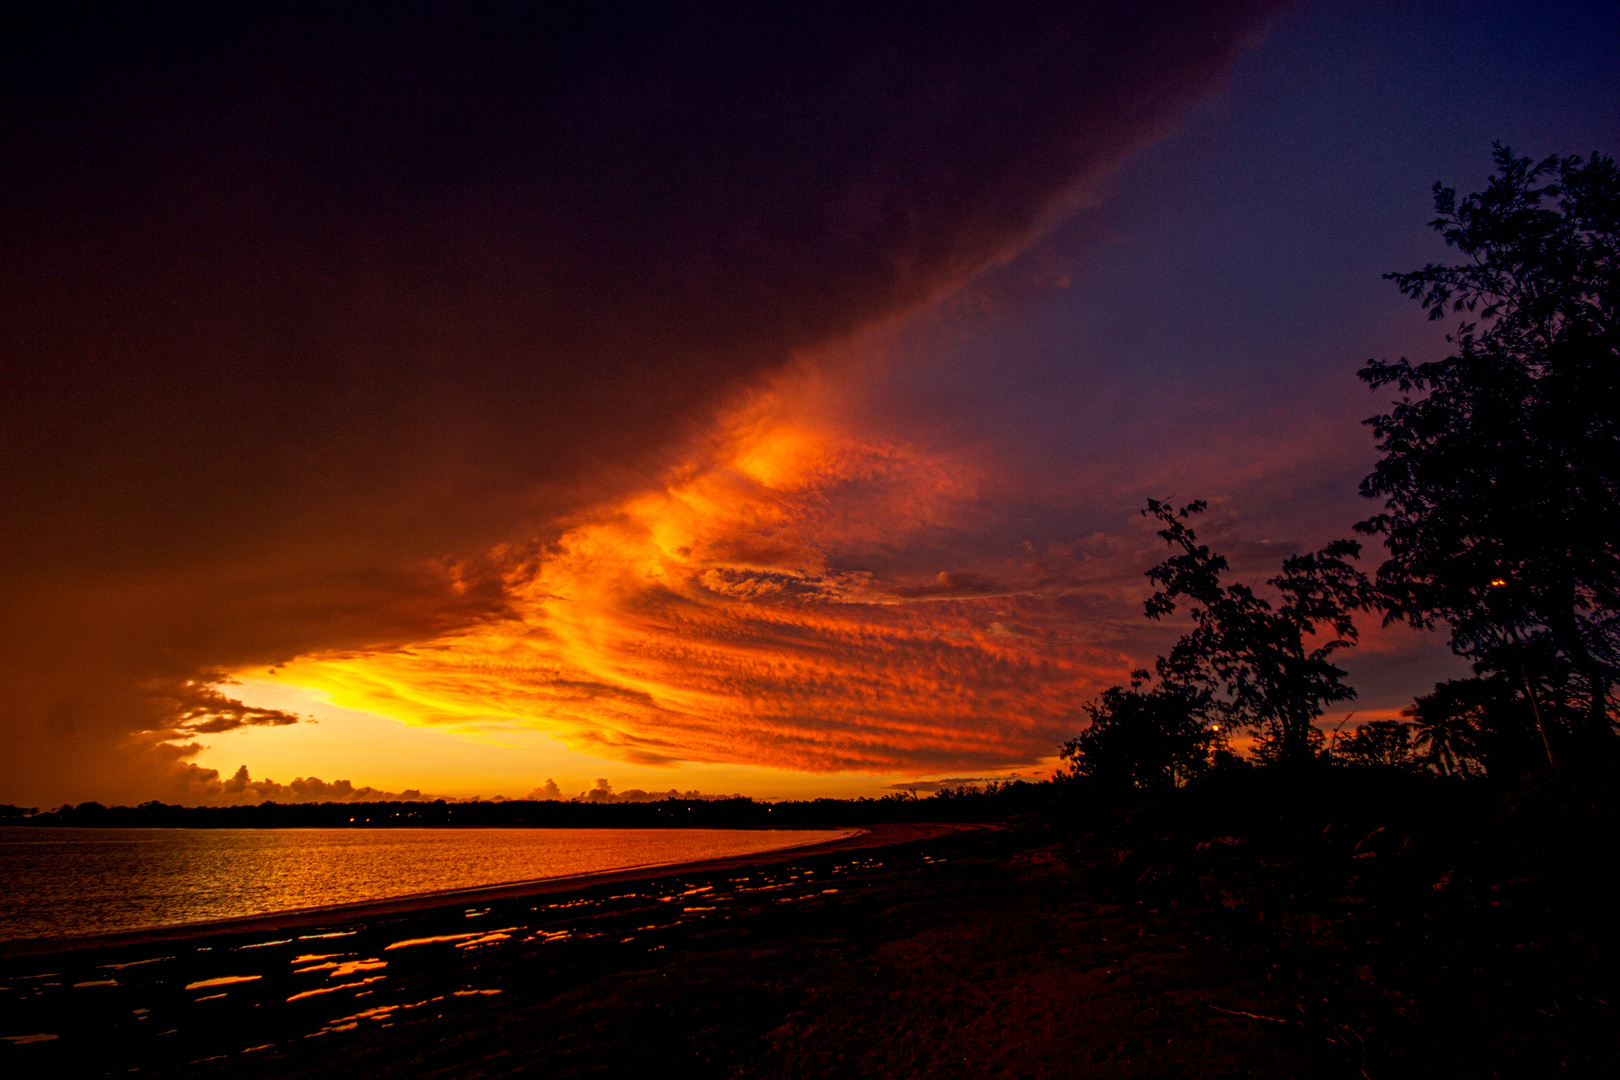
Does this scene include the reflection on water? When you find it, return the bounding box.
[0,847,924,1073]
[0,826,851,941]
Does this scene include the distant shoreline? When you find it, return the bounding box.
[0,788,1046,830]
[0,822,982,958]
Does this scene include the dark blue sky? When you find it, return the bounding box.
[845,0,1619,720]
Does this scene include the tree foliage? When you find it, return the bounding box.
[1064,145,1618,793]
[1142,500,1374,766]
[1359,145,1620,754]
[1060,677,1218,797]
[1335,719,1419,771]
[1401,675,1545,779]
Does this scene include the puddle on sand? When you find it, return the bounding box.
[286,975,386,1002]
[456,928,521,949]
[100,957,173,971]
[385,932,481,950]
[543,898,594,911]
[186,975,262,990]
[294,959,387,978]
[306,994,442,1037]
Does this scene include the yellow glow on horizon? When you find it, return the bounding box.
[204,680,1060,801]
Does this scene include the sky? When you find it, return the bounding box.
[3,1,1617,807]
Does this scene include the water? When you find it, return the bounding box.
[0,826,853,942]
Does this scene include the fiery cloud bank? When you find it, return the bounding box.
[258,392,1167,775]
[2,3,1292,804]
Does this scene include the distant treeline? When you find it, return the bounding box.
[0,781,1050,829]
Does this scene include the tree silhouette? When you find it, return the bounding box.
[1060,676,1216,797]
[1405,682,1484,777]
[1359,145,1620,758]
[1403,675,1544,779]
[1141,500,1375,767]
[1336,719,1419,771]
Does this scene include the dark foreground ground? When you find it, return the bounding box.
[2,825,1347,1079]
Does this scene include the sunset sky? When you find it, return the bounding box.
[3,2,1617,807]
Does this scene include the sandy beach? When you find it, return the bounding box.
[1,823,1344,1078]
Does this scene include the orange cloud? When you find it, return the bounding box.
[253,391,1145,774]
[1,4,1291,804]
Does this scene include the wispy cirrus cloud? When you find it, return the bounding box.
[252,386,1177,774]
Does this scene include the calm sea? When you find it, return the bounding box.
[0,826,853,942]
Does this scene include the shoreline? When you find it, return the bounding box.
[0,821,982,958]
[1,824,1349,1078]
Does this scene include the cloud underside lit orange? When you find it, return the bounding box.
[2,3,1299,804]
[259,395,1142,774]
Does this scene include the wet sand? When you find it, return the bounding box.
[0,823,902,957]
[1,823,1348,1078]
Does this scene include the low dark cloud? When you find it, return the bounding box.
[1,2,1284,804]
[570,779,742,804]
[524,780,564,802]
[177,765,432,805]
[159,679,304,736]
[888,571,1010,600]
[885,776,1028,792]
